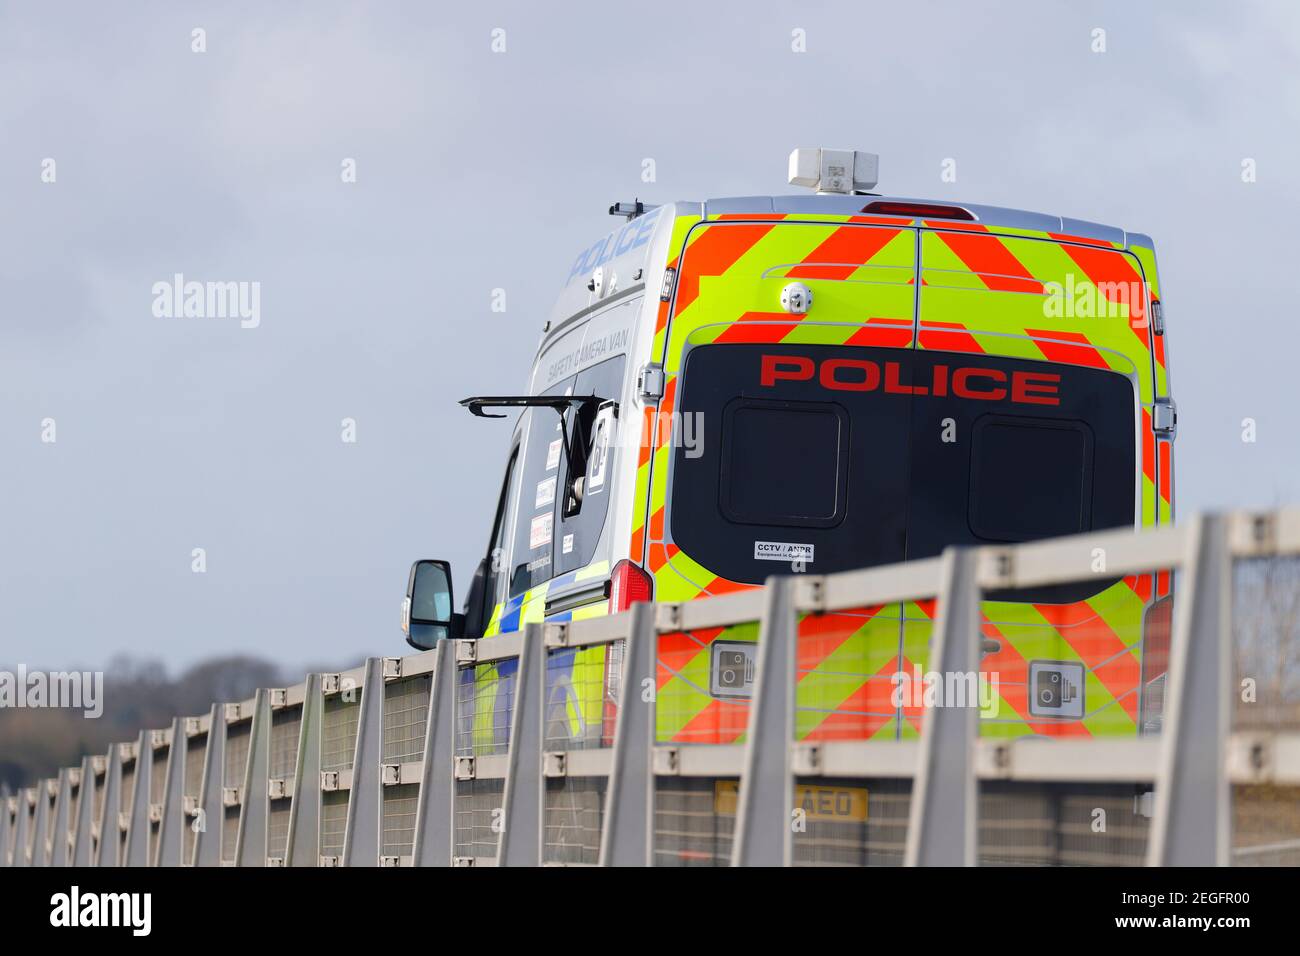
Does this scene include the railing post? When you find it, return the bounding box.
[71,755,96,866]
[236,689,271,866]
[498,623,544,866]
[599,603,657,866]
[96,745,123,867]
[30,780,50,867]
[732,576,799,867]
[192,704,225,867]
[905,547,980,866]
[12,789,33,867]
[122,731,151,867]
[342,659,383,867]
[1148,513,1231,866]
[412,640,457,867]
[0,786,11,867]
[50,769,72,866]
[155,718,186,866]
[286,673,322,866]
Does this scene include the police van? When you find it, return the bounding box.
[402,148,1176,749]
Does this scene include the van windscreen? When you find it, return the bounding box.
[669,343,1135,590]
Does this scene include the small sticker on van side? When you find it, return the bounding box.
[530,513,553,549]
[754,541,814,563]
[535,476,557,508]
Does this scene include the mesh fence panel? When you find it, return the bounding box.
[120,761,136,820]
[452,660,513,862]
[657,624,758,745]
[653,778,736,866]
[543,777,605,864]
[221,805,239,864]
[320,790,349,860]
[453,779,504,861]
[456,663,514,758]
[270,706,302,783]
[1232,556,1300,731]
[268,797,292,862]
[792,778,909,866]
[383,676,431,764]
[796,606,909,742]
[150,746,168,804]
[322,692,362,773]
[1230,555,1300,863]
[184,736,206,798]
[382,783,420,859]
[224,723,251,790]
[1232,784,1300,865]
[977,783,1150,866]
[544,644,619,751]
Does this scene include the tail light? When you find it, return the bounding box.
[603,559,653,743]
[860,200,976,221]
[608,559,653,614]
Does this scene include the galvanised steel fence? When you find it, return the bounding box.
[3,510,1299,866]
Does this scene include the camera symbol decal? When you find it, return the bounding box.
[710,641,757,699]
[1027,660,1085,719]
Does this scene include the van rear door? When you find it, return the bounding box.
[649,216,918,600]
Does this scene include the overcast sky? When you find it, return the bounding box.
[2,0,1298,673]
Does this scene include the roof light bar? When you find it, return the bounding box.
[789,147,879,194]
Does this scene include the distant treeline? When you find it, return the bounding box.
[0,655,297,791]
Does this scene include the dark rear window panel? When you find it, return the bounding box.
[669,343,1136,602]
[719,398,849,528]
[968,415,1095,542]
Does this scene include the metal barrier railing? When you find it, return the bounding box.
[3,509,1299,866]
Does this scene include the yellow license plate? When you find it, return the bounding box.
[714,780,869,823]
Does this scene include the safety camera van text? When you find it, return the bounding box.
[402,147,1176,757]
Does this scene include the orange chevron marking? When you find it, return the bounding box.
[918,320,984,354]
[673,697,751,744]
[845,317,914,348]
[714,311,800,344]
[656,627,722,689]
[1033,603,1140,721]
[795,608,886,680]
[1025,329,1110,370]
[934,229,1044,294]
[673,223,780,316]
[801,661,900,742]
[786,226,901,281]
[1049,237,1154,362]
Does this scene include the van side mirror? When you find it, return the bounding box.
[402,559,463,650]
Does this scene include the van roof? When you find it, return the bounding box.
[699,193,1151,250]
[537,193,1155,359]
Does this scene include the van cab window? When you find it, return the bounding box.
[507,355,626,597]
[488,445,520,607]
[555,356,625,575]
[509,388,569,598]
